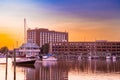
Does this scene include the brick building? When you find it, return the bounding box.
[51,40,120,56]
[27,28,68,48]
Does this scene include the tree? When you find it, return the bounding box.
[41,43,49,54]
[0,46,9,55]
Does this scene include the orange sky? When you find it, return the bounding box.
[0,18,120,50]
[0,0,120,49]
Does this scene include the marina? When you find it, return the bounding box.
[0,0,120,80]
[0,59,120,80]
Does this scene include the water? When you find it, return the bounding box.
[0,59,120,80]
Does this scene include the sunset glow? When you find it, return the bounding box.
[0,0,120,49]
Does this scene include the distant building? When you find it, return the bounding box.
[27,28,68,48]
[51,41,120,56]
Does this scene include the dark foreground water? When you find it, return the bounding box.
[0,59,120,80]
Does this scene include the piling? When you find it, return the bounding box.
[14,49,16,80]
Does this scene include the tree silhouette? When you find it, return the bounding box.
[41,43,49,54]
[0,46,9,55]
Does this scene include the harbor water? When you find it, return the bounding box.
[0,59,120,80]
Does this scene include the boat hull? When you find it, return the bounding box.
[42,57,57,61]
[42,58,57,61]
[12,58,36,65]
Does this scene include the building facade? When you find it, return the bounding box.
[27,28,68,48]
[51,41,120,56]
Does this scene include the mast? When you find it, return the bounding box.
[24,18,27,43]
[24,18,27,57]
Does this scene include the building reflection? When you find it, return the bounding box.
[21,60,120,80]
[68,59,120,73]
[34,61,68,80]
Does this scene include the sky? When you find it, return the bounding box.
[0,0,120,49]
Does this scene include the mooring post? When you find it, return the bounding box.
[14,49,16,80]
[5,52,8,80]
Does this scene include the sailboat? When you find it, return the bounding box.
[42,54,57,61]
[12,19,40,65]
[106,52,111,59]
[42,42,57,61]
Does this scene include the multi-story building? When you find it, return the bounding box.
[27,28,68,48]
[51,40,120,56]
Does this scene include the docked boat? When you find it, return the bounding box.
[12,58,36,65]
[0,58,6,64]
[106,52,111,59]
[42,42,57,61]
[106,56,111,59]
[12,41,40,65]
[0,58,12,64]
[112,56,116,62]
[42,56,57,61]
[112,56,116,59]
[12,19,40,65]
[42,54,57,61]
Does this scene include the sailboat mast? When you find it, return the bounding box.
[24,18,27,43]
[24,18,27,57]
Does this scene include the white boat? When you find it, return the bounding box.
[106,52,111,59]
[0,58,6,64]
[106,56,111,59]
[88,51,92,60]
[42,42,57,61]
[112,56,116,59]
[0,58,12,64]
[112,56,116,62]
[42,54,57,61]
[42,56,57,61]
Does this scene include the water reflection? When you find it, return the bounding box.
[34,61,68,80]
[0,59,120,80]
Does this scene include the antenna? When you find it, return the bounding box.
[24,18,27,43]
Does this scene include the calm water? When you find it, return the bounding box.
[0,59,120,80]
